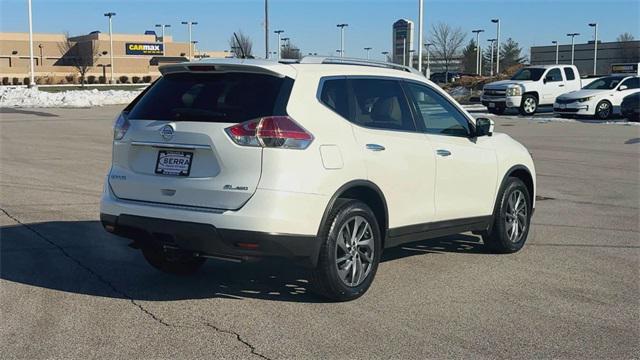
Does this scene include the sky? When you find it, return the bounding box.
[1,0,639,60]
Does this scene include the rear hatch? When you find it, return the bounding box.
[109,65,294,210]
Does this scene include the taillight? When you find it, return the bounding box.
[113,112,130,140]
[225,116,313,150]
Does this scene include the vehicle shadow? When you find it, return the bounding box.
[0,220,485,303]
[0,108,60,117]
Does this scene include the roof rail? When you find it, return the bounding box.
[297,56,423,76]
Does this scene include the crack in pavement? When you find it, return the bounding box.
[0,206,172,327]
[0,207,272,358]
[203,321,272,360]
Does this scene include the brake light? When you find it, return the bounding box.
[113,112,130,140]
[225,116,313,149]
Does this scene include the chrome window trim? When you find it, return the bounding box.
[130,141,211,150]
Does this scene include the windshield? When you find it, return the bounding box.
[128,72,291,122]
[584,76,625,90]
[511,68,546,81]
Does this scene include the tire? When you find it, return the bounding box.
[594,100,612,120]
[488,106,506,115]
[519,94,538,116]
[141,245,206,275]
[482,177,532,254]
[311,199,382,301]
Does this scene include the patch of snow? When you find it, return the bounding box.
[448,86,471,98]
[0,87,142,108]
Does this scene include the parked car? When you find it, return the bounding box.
[481,65,582,115]
[430,71,460,83]
[100,57,536,301]
[554,75,639,120]
[621,92,640,122]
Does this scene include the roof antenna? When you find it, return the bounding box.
[233,32,246,59]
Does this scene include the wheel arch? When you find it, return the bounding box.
[523,91,539,100]
[493,165,535,214]
[317,180,389,247]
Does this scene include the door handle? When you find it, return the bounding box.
[559,84,565,87]
[436,149,451,157]
[366,144,386,151]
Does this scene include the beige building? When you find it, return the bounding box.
[1,32,227,85]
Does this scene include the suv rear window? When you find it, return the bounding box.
[128,72,292,122]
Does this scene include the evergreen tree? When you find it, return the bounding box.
[460,39,477,74]
[499,38,527,71]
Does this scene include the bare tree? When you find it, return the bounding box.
[617,33,639,62]
[57,32,99,86]
[428,23,466,81]
[228,30,254,58]
[617,32,635,42]
[280,40,301,60]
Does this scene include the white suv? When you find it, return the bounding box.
[100,57,536,301]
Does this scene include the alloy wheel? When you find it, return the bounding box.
[505,190,528,243]
[597,102,611,119]
[523,98,537,114]
[335,215,375,287]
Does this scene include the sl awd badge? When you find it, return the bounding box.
[160,124,175,141]
[224,185,249,191]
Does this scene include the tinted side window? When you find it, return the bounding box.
[563,67,576,81]
[319,79,349,119]
[620,77,640,89]
[348,78,416,131]
[546,68,563,82]
[405,82,470,137]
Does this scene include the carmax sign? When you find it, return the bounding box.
[125,43,164,55]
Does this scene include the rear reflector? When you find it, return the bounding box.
[225,116,313,149]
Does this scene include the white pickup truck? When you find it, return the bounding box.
[481,65,582,115]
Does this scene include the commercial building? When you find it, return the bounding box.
[392,19,414,66]
[0,31,227,84]
[530,40,640,76]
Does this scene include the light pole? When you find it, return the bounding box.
[38,44,43,67]
[264,0,269,59]
[487,38,496,76]
[364,47,372,60]
[472,29,484,75]
[381,51,389,61]
[551,40,559,64]
[402,37,407,66]
[567,33,580,65]
[337,23,348,57]
[425,43,432,78]
[27,0,35,87]
[491,19,500,75]
[181,21,198,60]
[191,40,198,58]
[418,0,424,73]
[155,24,171,49]
[589,23,598,75]
[274,30,284,61]
[104,12,116,84]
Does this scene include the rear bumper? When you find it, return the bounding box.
[100,179,329,266]
[100,213,322,266]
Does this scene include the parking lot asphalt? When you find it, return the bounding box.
[1,105,639,359]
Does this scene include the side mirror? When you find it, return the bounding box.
[475,118,494,137]
[619,85,628,91]
[543,77,548,84]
